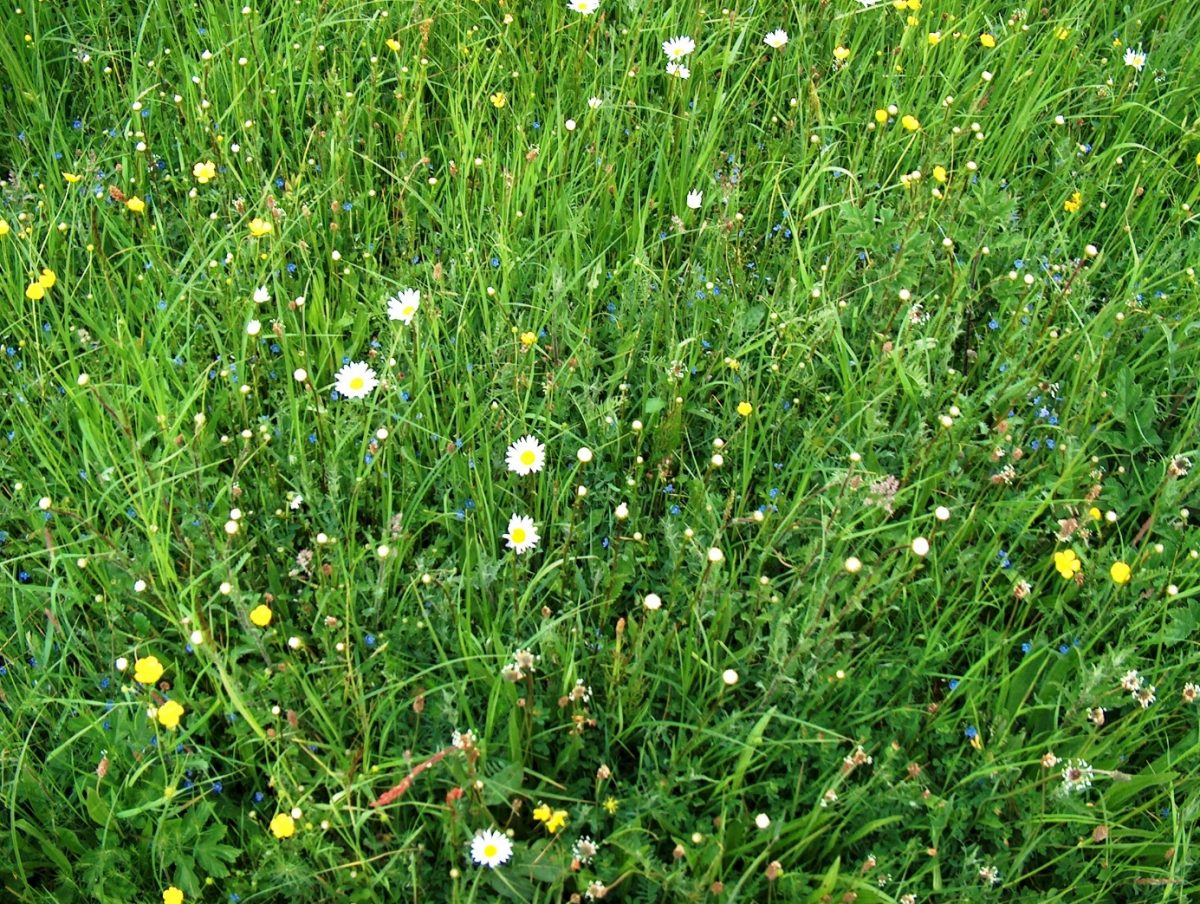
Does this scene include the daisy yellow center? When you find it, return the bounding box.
[483,843,498,859]
[511,528,527,543]
[350,377,365,390]
[403,304,415,316]
[520,450,536,465]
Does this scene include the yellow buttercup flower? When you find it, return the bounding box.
[249,217,273,236]
[833,46,850,62]
[545,809,568,833]
[1056,27,1070,40]
[156,699,185,730]
[250,604,273,627]
[532,803,552,823]
[519,331,537,347]
[386,38,401,52]
[932,165,948,183]
[490,92,507,109]
[736,402,753,417]
[0,218,10,236]
[1063,191,1082,213]
[39,268,57,289]
[270,813,296,839]
[26,282,45,301]
[901,114,921,131]
[874,108,889,124]
[163,887,184,904]
[980,33,996,48]
[134,655,165,685]
[928,32,941,45]
[193,160,217,184]
[63,172,82,183]
[1110,561,1131,585]
[1053,549,1081,579]
[126,196,146,213]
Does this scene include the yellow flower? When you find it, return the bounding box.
[833,46,850,62]
[126,196,146,213]
[932,165,948,183]
[1110,561,1131,585]
[1063,191,1082,213]
[156,699,185,730]
[906,0,920,9]
[250,604,273,627]
[980,33,996,48]
[134,655,165,685]
[1195,151,1200,166]
[193,160,217,184]
[39,268,57,289]
[163,887,184,904]
[901,114,920,132]
[1088,506,1102,521]
[532,803,552,823]
[63,172,82,183]
[386,38,401,52]
[905,15,918,26]
[25,282,45,301]
[490,92,507,109]
[249,217,273,236]
[1053,549,1081,580]
[519,331,537,347]
[0,218,9,236]
[270,813,296,839]
[874,108,889,124]
[545,809,568,833]
[1056,27,1070,40]
[928,32,941,45]
[736,402,753,417]
[602,796,619,814]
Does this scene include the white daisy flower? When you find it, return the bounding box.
[587,96,603,109]
[503,513,540,554]
[662,35,696,60]
[470,828,513,868]
[387,288,420,324]
[665,61,691,79]
[253,286,271,304]
[686,190,703,209]
[763,29,788,48]
[568,0,599,14]
[1123,46,1146,71]
[505,435,546,476]
[334,361,379,399]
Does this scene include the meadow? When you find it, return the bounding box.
[2,0,1199,900]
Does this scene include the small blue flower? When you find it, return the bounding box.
[964,726,978,739]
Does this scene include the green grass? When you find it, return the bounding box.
[3,0,1200,901]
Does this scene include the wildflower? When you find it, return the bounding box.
[0,219,9,236]
[686,190,703,209]
[386,38,401,51]
[490,92,507,109]
[156,699,185,730]
[708,547,724,563]
[980,33,996,48]
[602,796,619,814]
[533,806,568,833]
[1182,682,1198,704]
[722,668,738,685]
[927,31,941,45]
[387,288,420,324]
[25,282,45,300]
[568,0,599,13]
[662,35,696,60]
[643,592,662,610]
[754,813,771,829]
[573,835,599,863]
[665,61,690,79]
[134,656,165,685]
[334,361,379,399]
[1063,191,1083,213]
[1062,759,1093,793]
[519,331,537,347]
[249,604,273,627]
[248,217,273,236]
[874,108,889,123]
[126,196,146,213]
[1053,549,1081,579]
[736,401,752,416]
[1110,561,1131,584]
[470,828,512,868]
[506,435,546,476]
[1133,685,1156,708]
[585,880,607,900]
[253,286,271,304]
[844,556,862,573]
[270,813,296,839]
[763,29,788,49]
[1123,46,1147,71]
[576,447,594,464]
[979,865,1000,886]
[193,161,217,183]
[588,96,603,109]
[1041,751,1059,769]
[163,887,184,904]
[503,514,540,554]
[932,165,948,183]
[833,46,851,62]
[901,115,920,131]
[1056,27,1070,40]
[63,171,83,183]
